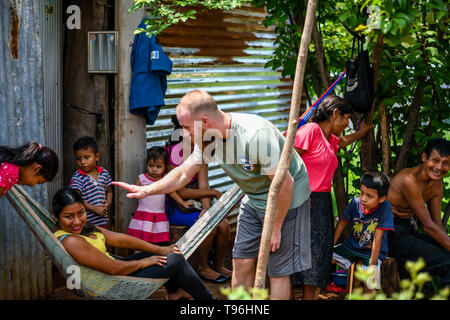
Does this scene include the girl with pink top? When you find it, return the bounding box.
[126,146,194,244]
[292,95,373,300]
[0,142,59,197]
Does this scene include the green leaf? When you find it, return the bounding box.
[426,46,438,57]
[381,20,393,34]
[426,11,436,25]
[430,57,444,66]
[400,35,415,48]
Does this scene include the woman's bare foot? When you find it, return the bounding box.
[167,288,193,300]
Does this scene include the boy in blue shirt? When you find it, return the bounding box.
[333,172,394,289]
[70,136,113,228]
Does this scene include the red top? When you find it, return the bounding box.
[294,122,339,192]
[0,162,20,193]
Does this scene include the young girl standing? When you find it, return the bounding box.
[127,146,194,244]
[0,141,59,197]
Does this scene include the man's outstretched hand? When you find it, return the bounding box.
[112,181,148,199]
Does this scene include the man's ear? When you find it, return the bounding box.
[31,163,42,174]
[421,152,427,162]
[201,115,210,129]
[378,195,387,203]
[95,153,101,161]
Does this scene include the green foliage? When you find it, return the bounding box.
[128,0,250,37]
[347,258,450,300]
[220,285,270,300]
[253,0,450,216]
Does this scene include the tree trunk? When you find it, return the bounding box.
[311,15,330,89]
[310,12,348,217]
[442,202,450,227]
[334,159,348,218]
[379,102,391,175]
[308,58,322,95]
[360,35,384,172]
[253,0,318,293]
[394,77,426,173]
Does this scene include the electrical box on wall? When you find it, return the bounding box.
[88,31,118,73]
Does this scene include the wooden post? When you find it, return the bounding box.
[253,0,318,295]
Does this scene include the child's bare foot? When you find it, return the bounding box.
[167,288,193,300]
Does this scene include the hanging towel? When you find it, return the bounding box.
[129,20,173,125]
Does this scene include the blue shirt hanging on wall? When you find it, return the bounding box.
[129,20,173,125]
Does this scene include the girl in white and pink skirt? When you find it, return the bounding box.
[126,146,195,244]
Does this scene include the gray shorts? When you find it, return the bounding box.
[232,198,311,277]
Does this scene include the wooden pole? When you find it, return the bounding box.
[253,0,318,295]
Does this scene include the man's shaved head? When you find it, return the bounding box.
[176,90,218,117]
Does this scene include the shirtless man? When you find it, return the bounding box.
[387,138,450,288]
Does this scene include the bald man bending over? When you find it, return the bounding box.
[114,90,312,299]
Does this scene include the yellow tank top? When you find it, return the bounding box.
[54,229,115,260]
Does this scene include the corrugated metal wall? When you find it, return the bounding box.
[41,0,64,202]
[0,0,61,299]
[146,4,293,194]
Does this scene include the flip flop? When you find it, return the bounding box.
[199,274,230,284]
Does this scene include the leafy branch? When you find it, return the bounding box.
[347,258,450,300]
[128,0,250,37]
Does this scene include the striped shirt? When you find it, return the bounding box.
[70,166,112,227]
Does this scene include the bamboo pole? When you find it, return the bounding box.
[253,0,318,295]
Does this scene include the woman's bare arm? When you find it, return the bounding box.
[338,121,373,148]
[59,235,166,275]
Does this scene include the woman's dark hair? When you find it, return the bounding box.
[73,136,98,153]
[147,146,169,167]
[360,171,390,198]
[0,141,59,181]
[311,95,353,123]
[424,138,450,158]
[165,115,184,148]
[52,187,97,236]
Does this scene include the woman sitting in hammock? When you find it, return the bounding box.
[52,187,216,300]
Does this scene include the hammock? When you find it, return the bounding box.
[6,184,243,300]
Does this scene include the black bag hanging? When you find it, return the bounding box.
[344,25,375,113]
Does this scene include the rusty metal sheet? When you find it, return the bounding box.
[0,0,59,300]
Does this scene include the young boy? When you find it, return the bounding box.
[70,136,113,228]
[333,172,394,289]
